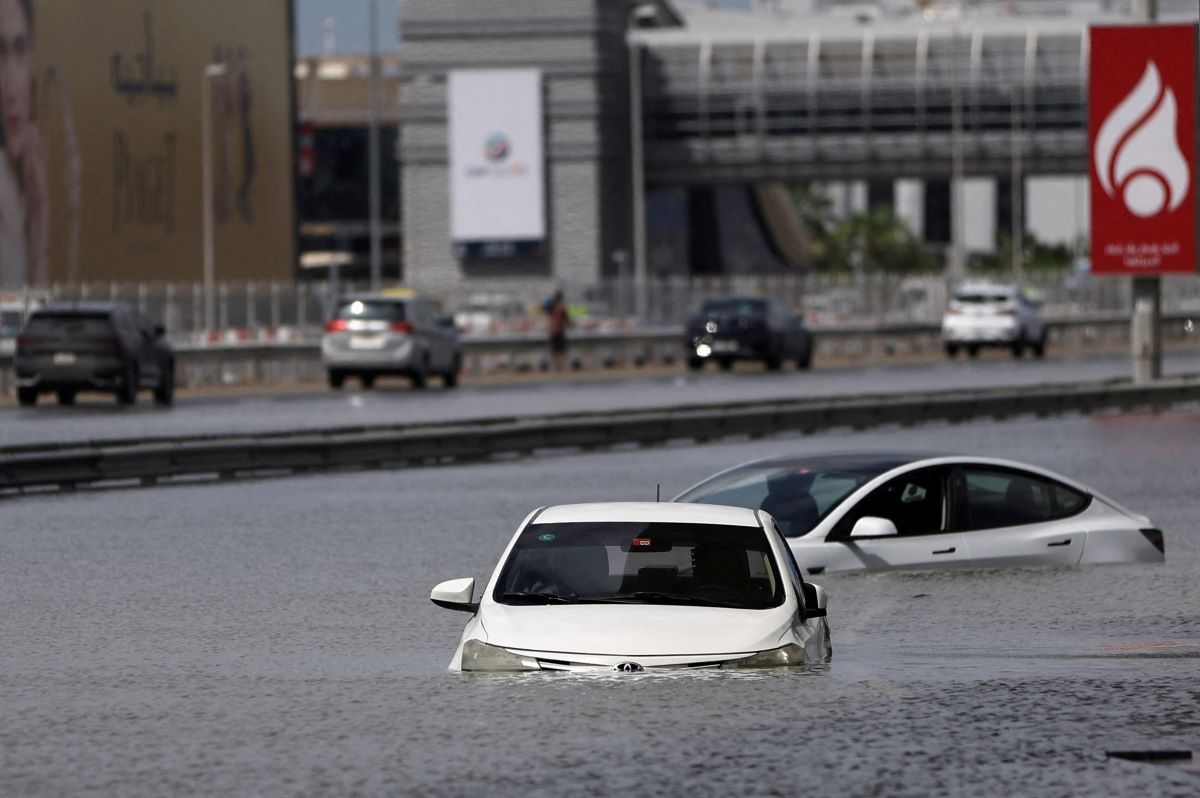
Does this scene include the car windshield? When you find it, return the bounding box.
[334,300,406,322]
[676,461,899,537]
[493,521,784,610]
[954,292,1013,304]
[699,299,765,318]
[24,313,114,336]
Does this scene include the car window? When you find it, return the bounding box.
[493,521,784,610]
[953,467,1090,531]
[832,467,947,538]
[1,310,22,336]
[677,463,889,538]
[700,299,766,318]
[334,299,406,323]
[25,313,114,336]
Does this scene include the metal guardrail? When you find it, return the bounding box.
[2,376,1198,495]
[1,312,1196,393]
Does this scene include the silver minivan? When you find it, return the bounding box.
[321,294,461,389]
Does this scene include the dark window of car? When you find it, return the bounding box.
[333,299,406,323]
[831,466,948,538]
[25,312,114,337]
[493,521,785,610]
[700,299,766,318]
[951,467,1091,531]
[676,460,901,538]
[1,309,23,336]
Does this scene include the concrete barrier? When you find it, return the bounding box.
[2,376,1197,495]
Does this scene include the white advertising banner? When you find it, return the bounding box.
[448,69,545,258]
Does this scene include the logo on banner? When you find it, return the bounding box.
[1093,61,1191,219]
[484,132,511,163]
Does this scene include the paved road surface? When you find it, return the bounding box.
[3,348,1199,449]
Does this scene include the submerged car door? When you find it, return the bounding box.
[824,466,968,570]
[950,466,1087,568]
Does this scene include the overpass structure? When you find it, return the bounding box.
[636,21,1090,185]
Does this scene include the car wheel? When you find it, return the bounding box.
[1032,336,1046,359]
[328,369,346,389]
[443,355,461,389]
[966,344,980,359]
[57,389,76,406]
[116,363,138,405]
[410,358,428,389]
[360,374,377,389]
[17,387,37,406]
[944,343,959,358]
[687,357,704,372]
[154,364,175,406]
[718,359,734,372]
[1011,339,1024,359]
[796,349,812,370]
[764,353,782,371]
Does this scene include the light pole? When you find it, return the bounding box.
[1131,0,1161,382]
[201,62,228,335]
[367,0,383,291]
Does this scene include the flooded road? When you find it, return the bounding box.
[2,411,1198,795]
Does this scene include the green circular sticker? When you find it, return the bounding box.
[537,533,556,542]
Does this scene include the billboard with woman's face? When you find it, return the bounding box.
[0,0,293,289]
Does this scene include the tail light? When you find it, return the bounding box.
[998,308,1017,316]
[390,321,413,333]
[1139,528,1165,553]
[16,335,38,348]
[325,319,349,332]
[945,306,961,315]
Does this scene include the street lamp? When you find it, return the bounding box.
[202,62,227,335]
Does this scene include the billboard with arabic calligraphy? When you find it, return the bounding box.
[0,0,293,289]
[1089,24,1199,275]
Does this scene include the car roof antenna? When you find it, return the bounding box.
[656,483,661,502]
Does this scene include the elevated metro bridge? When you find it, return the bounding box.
[636,21,1090,185]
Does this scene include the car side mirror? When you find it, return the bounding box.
[431,578,478,613]
[799,582,828,619]
[153,324,166,338]
[850,516,899,539]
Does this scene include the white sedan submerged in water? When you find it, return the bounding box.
[430,502,831,672]
[675,453,1165,575]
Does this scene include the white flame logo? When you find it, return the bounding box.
[1094,61,1191,218]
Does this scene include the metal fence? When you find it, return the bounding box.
[5,272,1200,342]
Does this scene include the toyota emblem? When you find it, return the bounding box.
[614,662,644,673]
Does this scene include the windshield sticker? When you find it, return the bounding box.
[901,484,927,504]
[536,533,555,542]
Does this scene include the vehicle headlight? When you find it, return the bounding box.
[460,639,541,672]
[728,643,807,668]
[695,343,712,357]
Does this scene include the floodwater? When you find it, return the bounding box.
[2,411,1199,795]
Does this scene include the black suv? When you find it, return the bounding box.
[14,303,175,406]
[685,297,813,371]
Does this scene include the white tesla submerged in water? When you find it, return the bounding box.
[430,502,831,672]
[675,453,1165,574]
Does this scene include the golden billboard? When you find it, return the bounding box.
[0,0,294,288]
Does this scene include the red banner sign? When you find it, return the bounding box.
[1089,25,1198,275]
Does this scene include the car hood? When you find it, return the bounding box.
[479,602,793,658]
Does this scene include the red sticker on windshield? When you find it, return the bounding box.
[631,538,653,547]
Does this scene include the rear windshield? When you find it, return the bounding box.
[700,299,766,318]
[25,313,114,336]
[954,293,1014,304]
[334,300,406,323]
[494,521,784,610]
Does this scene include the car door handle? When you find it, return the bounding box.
[932,547,956,555]
[1047,539,1072,547]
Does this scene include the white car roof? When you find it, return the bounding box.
[533,502,761,527]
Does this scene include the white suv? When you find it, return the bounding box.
[942,283,1047,359]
